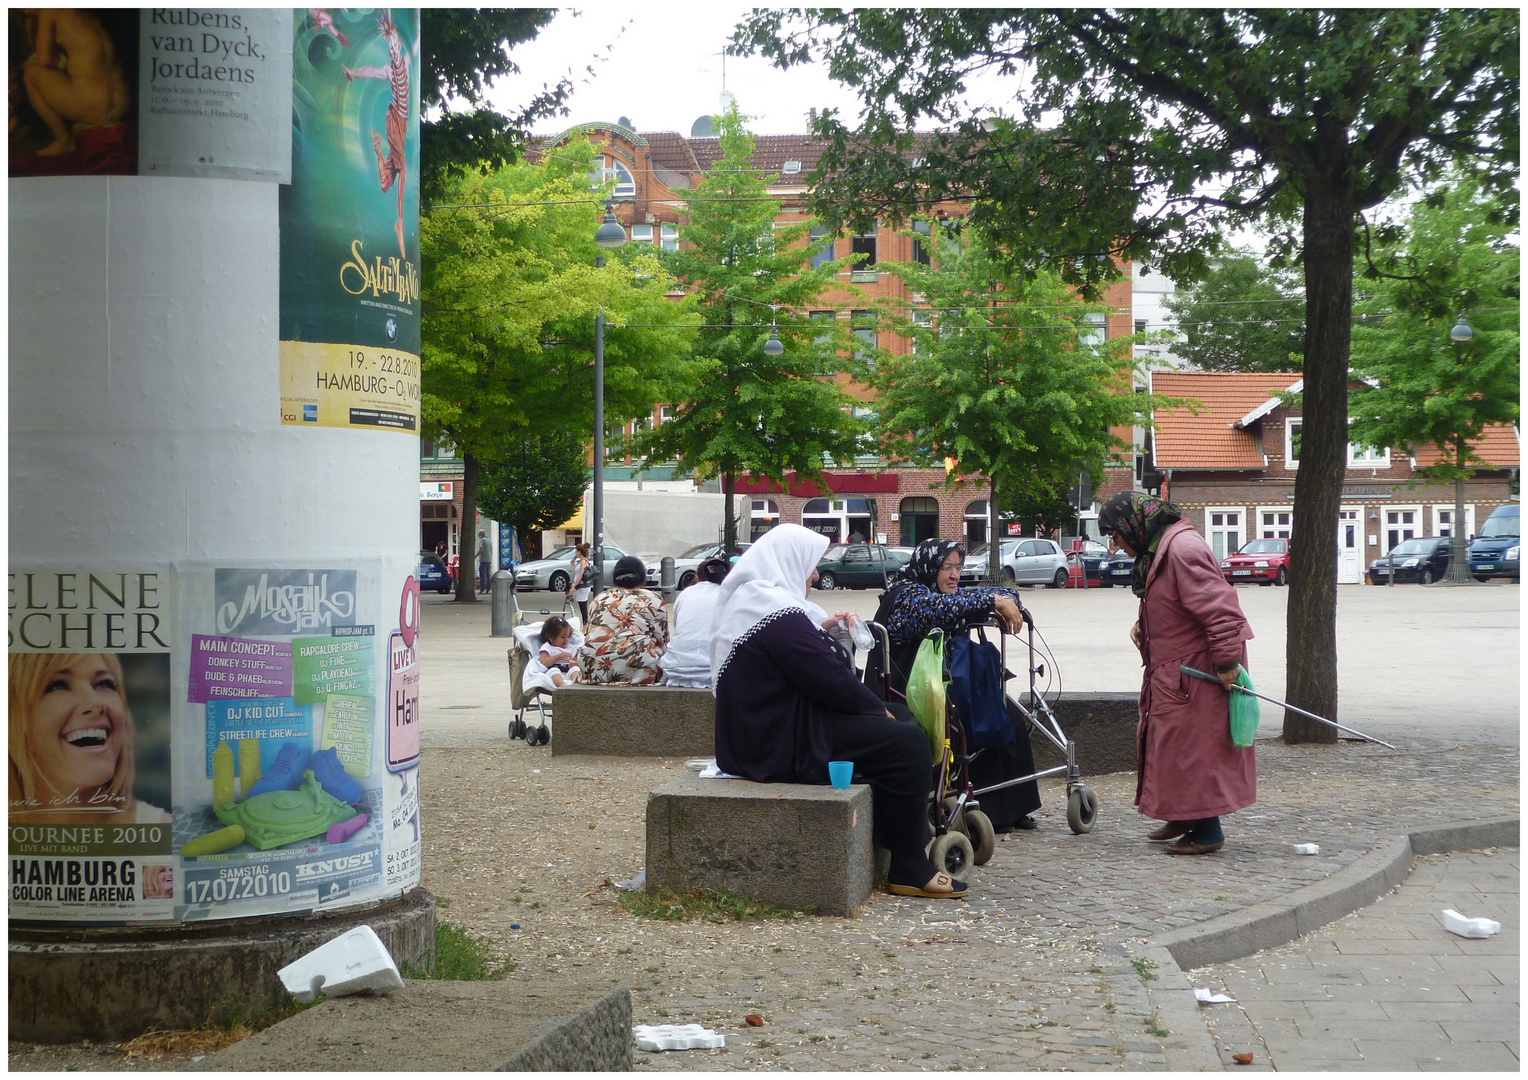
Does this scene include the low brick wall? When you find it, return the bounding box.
[1024,691,1140,777]
[646,776,874,917]
[551,685,714,759]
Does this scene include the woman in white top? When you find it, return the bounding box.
[567,542,593,627]
[658,558,730,688]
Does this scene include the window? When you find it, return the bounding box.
[632,224,654,244]
[421,437,455,459]
[589,154,635,198]
[1134,318,1147,334]
[911,220,932,266]
[802,498,832,514]
[809,310,836,346]
[659,404,676,424]
[852,311,877,369]
[1206,508,1243,561]
[1385,507,1421,552]
[660,224,679,252]
[808,225,834,270]
[1079,312,1107,349]
[1285,418,1303,468]
[1259,509,1293,539]
[1432,504,1475,538]
[910,308,932,355]
[850,226,877,277]
[782,160,802,175]
[1348,442,1390,467]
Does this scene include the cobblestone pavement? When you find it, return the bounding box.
[1192,849,1519,1071]
[415,731,1518,1072]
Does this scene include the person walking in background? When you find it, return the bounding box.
[567,542,594,626]
[1097,491,1256,856]
[475,530,492,594]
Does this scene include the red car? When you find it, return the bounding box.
[1221,538,1291,586]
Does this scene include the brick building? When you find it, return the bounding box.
[1149,370,1519,583]
[495,119,1138,550]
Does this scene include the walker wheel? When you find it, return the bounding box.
[1067,785,1098,834]
[964,809,996,865]
[928,831,975,878]
[533,725,550,747]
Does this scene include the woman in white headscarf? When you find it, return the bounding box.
[709,523,967,900]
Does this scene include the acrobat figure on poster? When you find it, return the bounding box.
[341,10,410,262]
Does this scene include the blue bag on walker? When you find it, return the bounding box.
[946,634,1015,749]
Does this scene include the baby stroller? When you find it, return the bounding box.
[866,610,1099,880]
[506,593,579,747]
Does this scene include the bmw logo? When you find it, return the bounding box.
[385,317,397,342]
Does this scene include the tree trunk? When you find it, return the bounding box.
[1283,174,1352,744]
[457,452,481,603]
[722,471,738,553]
[1444,440,1473,582]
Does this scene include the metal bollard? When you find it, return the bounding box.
[659,556,677,606]
[490,570,516,636]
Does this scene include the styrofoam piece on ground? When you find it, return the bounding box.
[633,1023,725,1051]
[277,925,404,1003]
[1193,987,1236,1003]
[1442,908,1501,938]
[614,868,646,892]
[683,759,711,771]
[698,761,741,779]
[1292,843,1320,855]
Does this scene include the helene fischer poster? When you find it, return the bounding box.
[278,7,421,435]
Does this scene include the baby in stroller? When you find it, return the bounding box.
[527,616,583,688]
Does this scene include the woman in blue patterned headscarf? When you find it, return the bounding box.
[869,536,1041,831]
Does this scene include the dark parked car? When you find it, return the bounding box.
[417,551,453,594]
[1068,539,1114,587]
[1103,550,1137,586]
[814,543,905,590]
[1468,503,1520,582]
[1366,537,1452,585]
[1221,538,1292,586]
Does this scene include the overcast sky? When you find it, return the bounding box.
[486,6,1015,138]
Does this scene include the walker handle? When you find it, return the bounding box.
[1179,664,1226,686]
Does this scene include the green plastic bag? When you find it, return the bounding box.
[905,629,947,755]
[1228,667,1260,749]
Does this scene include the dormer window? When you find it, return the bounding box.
[589,154,635,198]
[781,160,801,175]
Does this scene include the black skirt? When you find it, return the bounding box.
[964,698,1042,830]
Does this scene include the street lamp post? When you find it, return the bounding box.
[592,200,628,583]
[1444,314,1475,583]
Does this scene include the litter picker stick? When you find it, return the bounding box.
[1178,665,1397,749]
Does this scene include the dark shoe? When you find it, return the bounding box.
[1163,838,1224,855]
[1015,815,1039,830]
[1147,821,1193,842]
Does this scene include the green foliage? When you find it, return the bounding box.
[400,920,513,980]
[477,432,590,539]
[420,9,575,200]
[1349,173,1521,483]
[871,222,1160,557]
[420,138,700,477]
[617,887,814,923]
[1164,251,1305,373]
[634,104,867,546]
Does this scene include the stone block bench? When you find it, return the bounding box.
[549,685,714,758]
[645,776,874,917]
[1023,691,1139,776]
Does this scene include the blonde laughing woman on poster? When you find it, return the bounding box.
[8,652,170,825]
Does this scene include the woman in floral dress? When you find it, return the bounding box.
[577,556,669,685]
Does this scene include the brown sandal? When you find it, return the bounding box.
[889,872,968,899]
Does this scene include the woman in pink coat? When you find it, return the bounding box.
[1098,492,1256,855]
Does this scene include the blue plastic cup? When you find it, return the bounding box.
[828,761,853,789]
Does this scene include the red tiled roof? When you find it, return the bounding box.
[645,131,700,175]
[1151,371,1303,469]
[1413,424,1520,467]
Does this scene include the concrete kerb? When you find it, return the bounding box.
[1137,814,1520,1072]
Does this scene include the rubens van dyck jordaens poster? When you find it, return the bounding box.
[279,8,420,434]
[8,563,422,923]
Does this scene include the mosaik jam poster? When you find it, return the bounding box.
[279,8,420,434]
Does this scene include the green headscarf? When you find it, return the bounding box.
[1097,491,1184,597]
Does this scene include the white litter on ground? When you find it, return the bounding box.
[614,869,646,892]
[1292,843,1320,855]
[698,760,741,779]
[633,1023,725,1051]
[1194,987,1237,1004]
[277,925,403,1003]
[1442,909,1501,938]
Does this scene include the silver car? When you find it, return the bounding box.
[962,538,1070,588]
[514,545,632,593]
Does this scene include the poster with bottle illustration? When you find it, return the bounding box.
[7,570,177,922]
[172,561,420,922]
[278,6,420,434]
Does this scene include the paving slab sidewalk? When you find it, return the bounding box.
[1192,849,1519,1071]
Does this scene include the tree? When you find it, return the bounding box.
[420,9,581,200]
[421,141,701,600]
[636,104,867,552]
[736,8,1519,741]
[873,221,1158,582]
[476,431,590,560]
[1348,172,1521,583]
[1163,251,1306,372]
